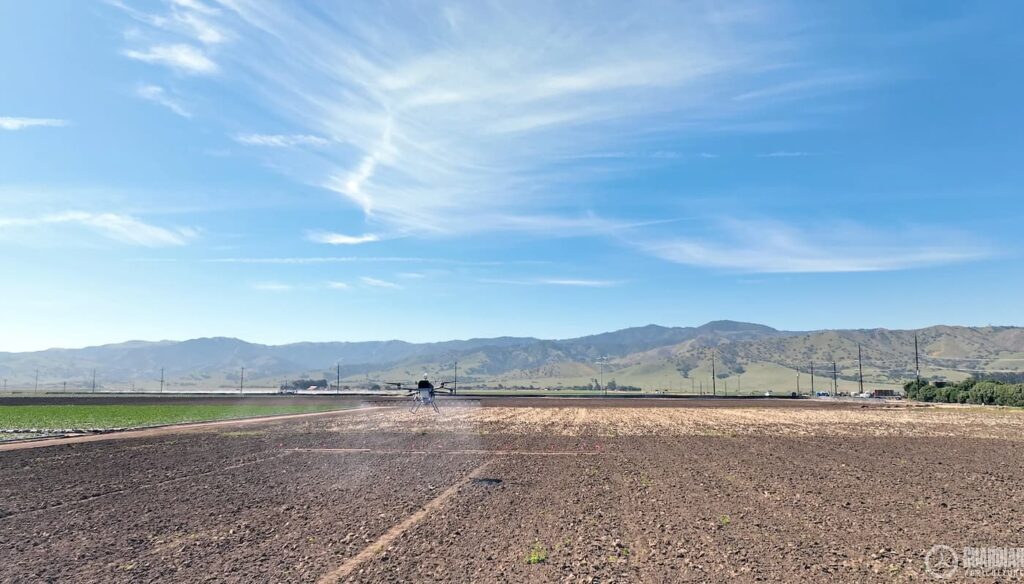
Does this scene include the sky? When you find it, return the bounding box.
[1,1,1023,351]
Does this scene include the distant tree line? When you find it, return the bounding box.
[968,371,1024,384]
[905,377,1024,407]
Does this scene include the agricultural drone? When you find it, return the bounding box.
[385,376,456,413]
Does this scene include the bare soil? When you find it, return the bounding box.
[1,398,1022,582]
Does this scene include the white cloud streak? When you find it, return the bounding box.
[539,279,622,287]
[0,117,68,130]
[123,44,217,74]
[360,276,401,289]
[757,151,814,158]
[202,256,508,266]
[480,278,622,288]
[306,231,380,245]
[641,219,985,273]
[0,211,198,247]
[235,133,329,147]
[252,281,292,292]
[136,84,191,117]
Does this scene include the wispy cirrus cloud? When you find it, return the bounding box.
[640,219,986,273]
[201,256,507,266]
[0,211,198,247]
[733,73,870,102]
[235,133,329,147]
[480,277,623,288]
[306,231,380,245]
[111,1,872,239]
[123,44,217,74]
[136,84,191,118]
[540,278,622,287]
[756,151,815,158]
[0,117,68,130]
[252,281,292,292]
[360,276,401,289]
[112,0,227,75]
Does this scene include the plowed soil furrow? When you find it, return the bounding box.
[2,399,1023,583]
[1,450,292,519]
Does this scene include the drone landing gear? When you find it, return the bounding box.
[409,393,441,414]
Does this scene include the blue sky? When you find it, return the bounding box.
[1,1,1022,351]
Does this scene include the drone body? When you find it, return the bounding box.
[384,377,454,413]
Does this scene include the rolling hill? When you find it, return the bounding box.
[2,321,1023,392]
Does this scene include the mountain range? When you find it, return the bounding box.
[3,321,1024,392]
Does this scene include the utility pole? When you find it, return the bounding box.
[34,370,39,392]
[63,381,66,393]
[711,351,717,396]
[595,356,608,396]
[724,380,728,395]
[914,333,921,387]
[160,368,165,394]
[454,359,458,396]
[240,367,245,396]
[336,362,341,395]
[832,361,838,396]
[811,363,815,395]
[858,343,864,396]
[796,370,800,395]
[92,369,97,393]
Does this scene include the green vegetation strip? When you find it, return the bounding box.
[905,379,1024,408]
[0,403,353,432]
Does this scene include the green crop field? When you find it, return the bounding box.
[0,403,352,433]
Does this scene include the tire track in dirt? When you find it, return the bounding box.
[316,459,496,583]
[289,448,601,456]
[0,451,293,519]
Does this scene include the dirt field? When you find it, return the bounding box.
[1,398,1022,582]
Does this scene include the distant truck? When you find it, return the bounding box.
[870,389,897,399]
